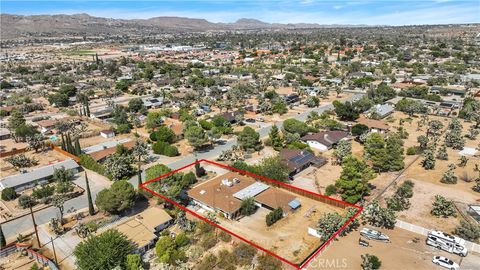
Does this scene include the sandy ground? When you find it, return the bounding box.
[0,149,69,178]
[308,226,480,270]
[193,187,346,264]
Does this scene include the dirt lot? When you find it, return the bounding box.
[309,226,480,270]
[0,149,68,178]
[193,185,346,265]
[377,112,480,231]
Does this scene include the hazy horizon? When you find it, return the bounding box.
[1,0,479,26]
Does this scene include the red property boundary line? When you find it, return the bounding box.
[140,159,363,269]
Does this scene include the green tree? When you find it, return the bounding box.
[333,100,359,121]
[185,125,208,149]
[351,124,369,137]
[257,156,289,182]
[335,155,375,204]
[8,110,26,130]
[155,236,185,265]
[317,212,344,241]
[269,125,284,150]
[362,200,396,229]
[421,145,436,170]
[454,221,480,242]
[126,254,144,270]
[1,187,18,201]
[127,98,144,113]
[361,254,382,270]
[282,118,310,136]
[333,140,352,164]
[104,154,135,181]
[151,126,176,143]
[85,172,95,216]
[440,164,457,184]
[53,166,74,193]
[431,195,457,218]
[95,180,136,214]
[436,145,448,160]
[0,224,6,248]
[74,229,134,270]
[240,197,257,216]
[238,126,262,150]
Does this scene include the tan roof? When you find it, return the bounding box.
[89,140,136,161]
[188,172,256,214]
[170,123,184,136]
[115,218,156,249]
[36,119,57,128]
[134,206,173,232]
[356,117,389,131]
[112,207,172,249]
[254,188,297,213]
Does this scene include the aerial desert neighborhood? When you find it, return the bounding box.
[0,0,479,270]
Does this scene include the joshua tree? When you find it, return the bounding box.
[441,164,458,184]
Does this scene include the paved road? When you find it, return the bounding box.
[1,171,110,239]
[2,94,363,239]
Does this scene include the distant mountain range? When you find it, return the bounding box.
[0,13,368,39]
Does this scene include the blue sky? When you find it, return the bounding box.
[1,1,479,25]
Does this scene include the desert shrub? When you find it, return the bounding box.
[266,207,283,226]
[32,185,55,200]
[324,184,337,196]
[152,141,179,156]
[431,195,457,218]
[406,146,417,155]
[454,221,480,241]
[79,154,105,175]
[1,187,18,201]
[18,194,36,209]
[219,230,232,242]
[200,232,217,249]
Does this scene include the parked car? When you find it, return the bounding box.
[360,228,390,242]
[255,117,265,122]
[245,118,256,123]
[432,256,459,270]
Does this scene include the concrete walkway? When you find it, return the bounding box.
[396,219,480,253]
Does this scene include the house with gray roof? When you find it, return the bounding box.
[0,159,80,192]
[367,104,395,119]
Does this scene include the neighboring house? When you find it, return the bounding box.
[300,131,349,151]
[279,149,327,177]
[100,130,115,138]
[220,111,243,124]
[0,159,80,192]
[0,128,11,140]
[188,172,300,220]
[356,117,390,133]
[82,138,131,154]
[36,119,57,134]
[113,207,173,254]
[90,108,114,120]
[89,140,136,162]
[367,104,395,119]
[142,97,163,109]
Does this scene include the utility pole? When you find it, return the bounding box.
[50,237,58,264]
[29,206,40,248]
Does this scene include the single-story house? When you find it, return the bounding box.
[367,104,395,119]
[36,119,58,134]
[188,172,300,220]
[0,128,11,140]
[279,149,327,177]
[142,97,163,109]
[0,159,80,192]
[90,108,114,120]
[301,131,349,151]
[89,140,136,162]
[82,138,131,154]
[100,130,115,138]
[220,111,243,124]
[356,117,390,133]
[113,207,173,254]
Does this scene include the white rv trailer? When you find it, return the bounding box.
[426,230,468,257]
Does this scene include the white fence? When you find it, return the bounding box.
[396,219,480,254]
